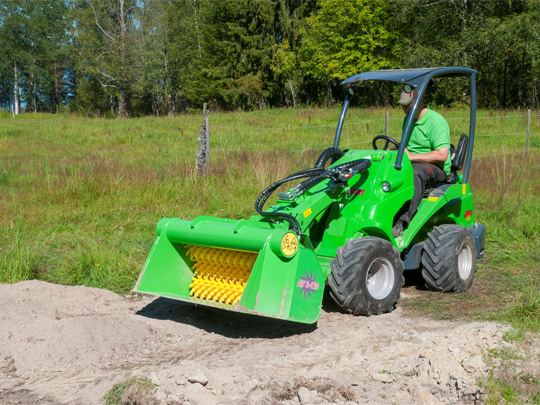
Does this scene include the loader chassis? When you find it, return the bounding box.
[134,67,485,324]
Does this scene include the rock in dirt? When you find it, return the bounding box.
[184,384,215,405]
[187,371,209,386]
[298,386,321,404]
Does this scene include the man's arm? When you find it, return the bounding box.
[405,147,448,163]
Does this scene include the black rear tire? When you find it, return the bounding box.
[421,224,476,292]
[328,237,404,316]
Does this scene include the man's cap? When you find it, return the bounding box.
[397,90,414,105]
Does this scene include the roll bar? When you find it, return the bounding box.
[334,67,478,182]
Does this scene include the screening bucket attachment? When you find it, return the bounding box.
[134,216,325,323]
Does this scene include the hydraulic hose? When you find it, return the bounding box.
[254,158,371,236]
[294,158,370,194]
[314,147,345,168]
[255,167,330,235]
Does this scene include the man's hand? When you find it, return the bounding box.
[405,148,413,160]
[405,147,449,164]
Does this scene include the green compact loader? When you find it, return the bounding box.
[134,67,485,324]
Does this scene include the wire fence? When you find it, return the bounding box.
[198,109,537,161]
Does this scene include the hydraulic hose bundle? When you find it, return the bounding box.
[255,148,371,236]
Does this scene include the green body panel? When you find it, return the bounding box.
[134,149,478,324]
[398,182,475,249]
[238,242,324,323]
[281,150,416,253]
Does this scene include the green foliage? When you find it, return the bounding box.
[497,280,540,332]
[0,218,39,284]
[69,76,110,116]
[165,0,207,109]
[198,0,280,109]
[396,0,540,109]
[272,40,300,104]
[70,0,139,117]
[132,0,173,116]
[270,1,315,107]
[3,0,540,113]
[479,370,520,404]
[103,377,157,405]
[474,9,540,108]
[48,238,141,295]
[0,0,69,112]
[299,0,398,82]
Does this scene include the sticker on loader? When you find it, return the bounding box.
[297,270,320,299]
[281,232,298,256]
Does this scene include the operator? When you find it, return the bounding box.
[392,85,452,237]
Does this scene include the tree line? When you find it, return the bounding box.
[1,0,539,117]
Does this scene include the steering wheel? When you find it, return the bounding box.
[372,135,400,151]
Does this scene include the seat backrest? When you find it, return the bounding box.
[451,134,468,172]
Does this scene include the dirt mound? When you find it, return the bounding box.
[0,281,509,404]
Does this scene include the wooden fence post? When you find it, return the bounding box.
[196,103,210,174]
[206,111,210,165]
[527,109,531,159]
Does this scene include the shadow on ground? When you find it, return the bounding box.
[136,297,317,339]
[136,274,426,338]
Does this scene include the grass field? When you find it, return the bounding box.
[0,107,538,298]
[0,108,538,295]
[1,107,539,402]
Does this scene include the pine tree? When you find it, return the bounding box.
[197,0,285,109]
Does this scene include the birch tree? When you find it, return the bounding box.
[0,2,27,114]
[73,0,137,117]
[134,0,173,116]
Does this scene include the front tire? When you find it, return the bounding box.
[328,237,404,316]
[421,224,476,292]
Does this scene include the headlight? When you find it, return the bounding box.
[382,181,391,192]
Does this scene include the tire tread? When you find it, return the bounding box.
[421,224,476,293]
[329,237,404,316]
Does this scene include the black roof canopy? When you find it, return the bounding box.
[341,67,478,88]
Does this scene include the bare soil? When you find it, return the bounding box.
[0,281,512,404]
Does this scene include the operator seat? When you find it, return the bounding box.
[446,133,468,184]
[424,134,468,195]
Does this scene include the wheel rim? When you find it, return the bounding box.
[458,242,474,280]
[365,257,395,300]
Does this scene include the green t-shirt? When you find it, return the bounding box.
[403,108,452,175]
